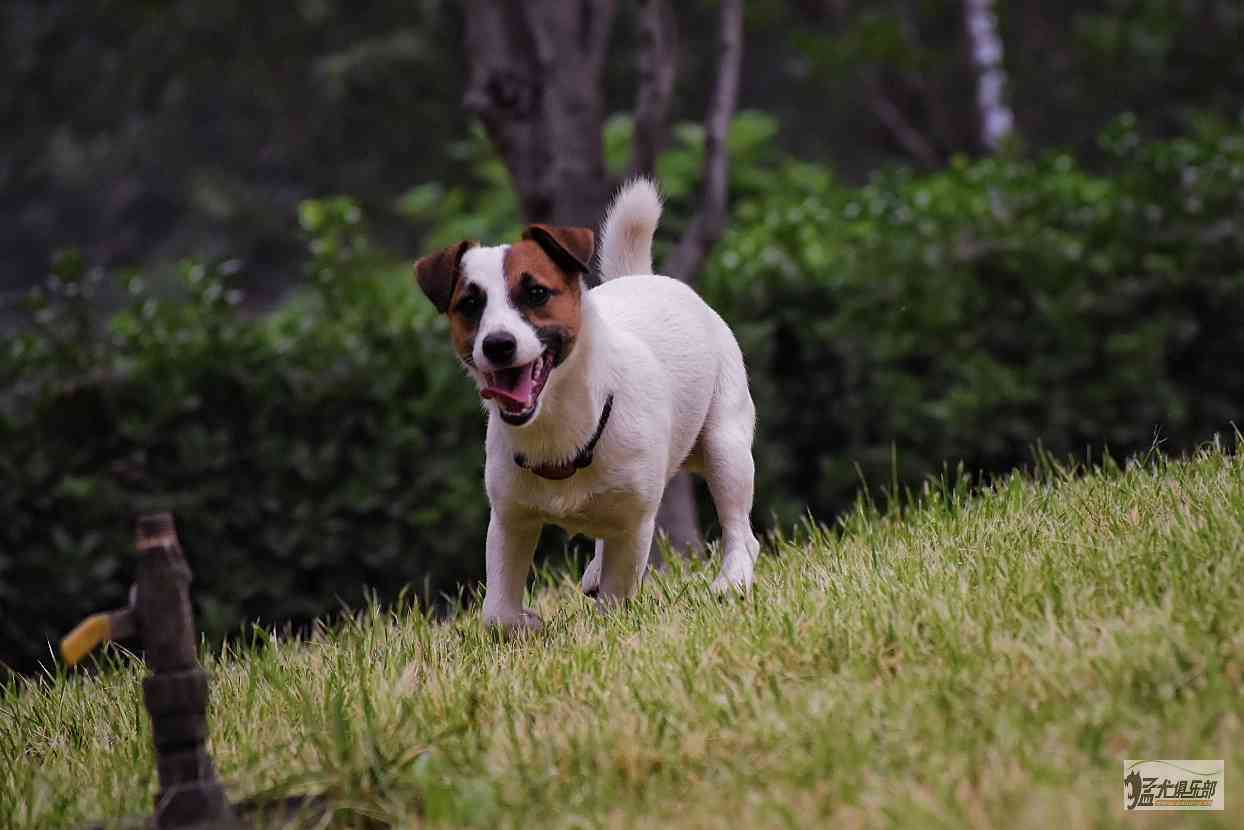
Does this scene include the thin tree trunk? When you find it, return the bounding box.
[661,0,742,283]
[963,0,1014,151]
[652,0,744,560]
[631,0,678,179]
[462,0,615,225]
[864,74,941,169]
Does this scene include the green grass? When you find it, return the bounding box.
[4,444,1243,828]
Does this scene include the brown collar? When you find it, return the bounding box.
[514,394,614,480]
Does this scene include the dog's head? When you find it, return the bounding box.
[415,225,594,427]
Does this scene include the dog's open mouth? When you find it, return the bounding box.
[480,351,554,425]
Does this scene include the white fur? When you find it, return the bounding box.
[460,245,544,371]
[597,178,662,281]
[470,178,760,630]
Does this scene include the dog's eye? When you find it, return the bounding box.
[455,294,484,319]
[525,284,551,307]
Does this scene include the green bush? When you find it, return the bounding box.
[0,199,489,674]
[701,116,1244,524]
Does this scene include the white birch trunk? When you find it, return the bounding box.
[964,0,1014,151]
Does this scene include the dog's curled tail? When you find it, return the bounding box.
[598,177,662,281]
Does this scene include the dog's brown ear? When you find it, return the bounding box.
[522,225,595,275]
[415,240,476,313]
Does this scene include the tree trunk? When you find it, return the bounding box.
[651,0,744,561]
[963,0,1015,151]
[631,0,678,180]
[462,0,615,225]
[661,0,742,283]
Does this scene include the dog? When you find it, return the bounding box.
[415,178,760,631]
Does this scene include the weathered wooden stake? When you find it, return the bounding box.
[61,512,324,829]
[61,512,238,829]
[133,512,238,828]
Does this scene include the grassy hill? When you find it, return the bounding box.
[3,444,1243,828]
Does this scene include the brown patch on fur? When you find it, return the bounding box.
[415,239,480,366]
[446,278,483,366]
[503,240,584,364]
[414,240,475,313]
[522,225,595,275]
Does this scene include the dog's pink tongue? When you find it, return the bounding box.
[481,365,535,408]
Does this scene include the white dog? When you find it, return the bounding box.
[415,178,759,631]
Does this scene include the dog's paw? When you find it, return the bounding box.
[484,609,545,637]
[711,543,757,597]
[709,574,751,596]
[580,554,603,597]
[709,561,754,597]
[516,609,545,632]
[592,592,630,614]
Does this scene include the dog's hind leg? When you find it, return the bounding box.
[595,515,657,608]
[700,400,761,594]
[580,539,604,597]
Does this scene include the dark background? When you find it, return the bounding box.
[6,1,1241,309]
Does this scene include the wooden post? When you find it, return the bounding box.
[133,512,238,829]
[62,513,324,829]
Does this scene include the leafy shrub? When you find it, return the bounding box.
[701,116,1244,524]
[0,199,489,674]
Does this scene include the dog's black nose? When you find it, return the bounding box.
[481,332,517,364]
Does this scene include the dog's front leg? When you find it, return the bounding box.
[482,508,543,632]
[596,514,657,609]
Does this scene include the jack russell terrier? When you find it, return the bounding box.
[415,178,759,631]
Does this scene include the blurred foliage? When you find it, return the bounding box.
[6,0,1244,316]
[781,0,1244,165]
[703,115,1244,522]
[1,200,488,674]
[398,111,785,266]
[0,0,468,305]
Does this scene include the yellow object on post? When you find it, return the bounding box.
[60,612,112,667]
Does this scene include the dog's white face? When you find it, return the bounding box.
[415,225,594,427]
